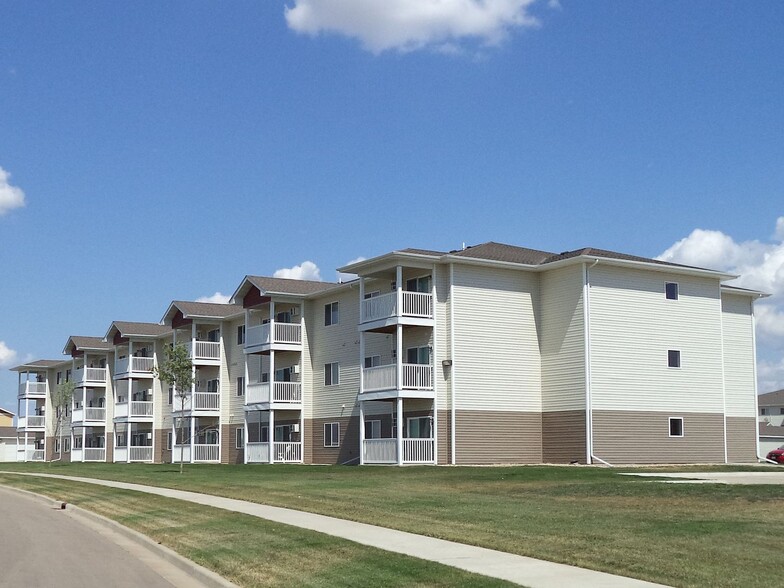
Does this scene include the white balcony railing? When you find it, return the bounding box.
[173,392,220,412]
[179,340,220,361]
[84,447,106,462]
[362,438,435,464]
[403,438,434,463]
[72,407,106,422]
[18,449,45,462]
[74,367,107,384]
[129,446,153,461]
[246,442,270,463]
[114,356,154,374]
[194,444,220,462]
[274,442,302,463]
[114,447,127,462]
[246,381,302,405]
[362,364,433,393]
[19,381,47,397]
[18,415,46,429]
[364,438,397,463]
[130,401,154,417]
[172,445,191,463]
[361,291,433,323]
[71,448,82,461]
[245,322,302,348]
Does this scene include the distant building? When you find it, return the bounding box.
[758,389,784,455]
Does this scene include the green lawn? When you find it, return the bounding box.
[0,474,514,588]
[2,462,782,587]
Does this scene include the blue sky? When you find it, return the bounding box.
[1,1,783,413]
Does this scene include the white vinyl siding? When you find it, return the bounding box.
[452,265,541,412]
[721,293,757,417]
[588,265,724,413]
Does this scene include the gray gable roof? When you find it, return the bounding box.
[11,359,63,371]
[171,300,244,319]
[450,242,556,265]
[67,336,112,351]
[110,321,171,337]
[246,276,339,296]
[759,389,784,406]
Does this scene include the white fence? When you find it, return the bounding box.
[246,442,270,463]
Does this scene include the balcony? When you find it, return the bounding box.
[17,415,45,431]
[172,444,220,463]
[18,382,47,398]
[72,406,106,424]
[72,447,106,462]
[361,364,434,400]
[173,391,220,414]
[114,446,154,462]
[180,340,221,365]
[246,441,302,463]
[114,401,154,420]
[17,448,45,462]
[246,381,302,408]
[114,356,155,378]
[363,438,435,464]
[74,366,107,386]
[359,291,433,331]
[244,322,302,354]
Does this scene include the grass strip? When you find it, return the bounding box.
[0,473,516,588]
[2,462,783,587]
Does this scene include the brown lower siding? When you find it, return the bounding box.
[592,410,725,464]
[155,429,167,463]
[542,410,586,463]
[437,410,450,465]
[726,416,757,462]
[455,410,542,464]
[221,425,244,464]
[46,436,71,463]
[308,416,361,465]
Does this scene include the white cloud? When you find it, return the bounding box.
[0,341,19,368]
[274,261,322,281]
[284,0,540,54]
[196,292,231,304]
[658,217,784,392]
[0,166,26,216]
[336,256,367,282]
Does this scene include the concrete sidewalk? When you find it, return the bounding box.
[0,471,667,588]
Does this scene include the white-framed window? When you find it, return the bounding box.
[66,369,71,382]
[237,376,245,397]
[237,325,246,345]
[325,362,339,386]
[363,290,380,299]
[407,416,433,438]
[55,438,61,453]
[275,424,296,442]
[236,427,244,449]
[406,346,431,365]
[275,367,293,382]
[406,275,431,293]
[64,437,70,453]
[56,371,62,385]
[665,282,679,300]
[167,431,173,450]
[761,408,769,415]
[324,422,340,447]
[365,419,381,439]
[324,302,339,326]
[364,355,381,368]
[207,328,220,343]
[261,372,270,383]
[669,417,684,437]
[168,386,173,405]
[668,350,681,368]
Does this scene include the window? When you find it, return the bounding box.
[780,408,784,416]
[324,302,339,326]
[275,424,296,442]
[407,416,433,438]
[324,422,340,447]
[365,419,381,439]
[325,362,339,386]
[207,328,220,343]
[261,426,269,443]
[237,377,245,397]
[665,282,679,300]
[669,417,684,437]
[55,438,61,453]
[667,350,681,368]
[760,408,769,415]
[406,275,431,293]
[406,346,431,365]
[276,311,292,324]
[363,291,380,299]
[167,431,173,450]
[236,427,244,449]
[117,433,126,447]
[64,437,70,452]
[364,355,381,368]
[56,371,62,385]
[261,372,269,383]
[168,386,173,405]
[65,369,71,382]
[237,325,245,345]
[275,367,292,382]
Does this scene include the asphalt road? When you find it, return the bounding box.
[0,486,209,588]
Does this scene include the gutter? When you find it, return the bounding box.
[449,263,457,466]
[750,298,776,464]
[582,260,598,464]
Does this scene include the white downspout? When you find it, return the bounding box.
[449,263,457,465]
[719,285,728,464]
[583,259,601,465]
[751,297,775,463]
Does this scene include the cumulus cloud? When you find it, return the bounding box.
[196,292,231,304]
[0,166,26,216]
[274,261,322,281]
[337,256,367,282]
[0,341,19,368]
[658,217,784,391]
[284,0,540,54]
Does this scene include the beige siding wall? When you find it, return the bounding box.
[593,410,724,463]
[589,265,724,413]
[721,293,757,418]
[540,265,586,412]
[452,265,541,412]
[308,415,360,464]
[726,416,757,462]
[542,410,586,463]
[455,410,542,464]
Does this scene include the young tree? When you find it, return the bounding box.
[153,343,195,473]
[52,380,74,461]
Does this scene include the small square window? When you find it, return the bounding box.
[236,427,244,449]
[237,325,246,345]
[668,350,681,368]
[324,302,339,326]
[237,376,245,397]
[365,420,381,439]
[325,362,339,386]
[665,282,679,300]
[167,431,173,450]
[669,417,684,437]
[324,422,340,447]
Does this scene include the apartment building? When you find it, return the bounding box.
[8,241,766,465]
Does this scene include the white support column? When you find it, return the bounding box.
[270,349,276,403]
[190,416,195,463]
[396,397,403,466]
[431,263,438,465]
[270,300,276,345]
[359,277,365,321]
[396,266,403,316]
[81,428,86,463]
[243,412,249,464]
[396,324,403,391]
[269,409,275,464]
[359,400,365,465]
[218,321,224,465]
